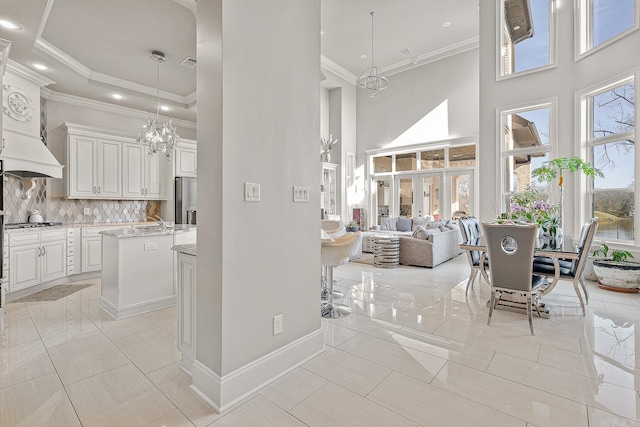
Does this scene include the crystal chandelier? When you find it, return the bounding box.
[137,50,179,158]
[357,12,388,98]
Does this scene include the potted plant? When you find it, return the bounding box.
[591,242,640,292]
[346,220,359,232]
[531,157,604,228]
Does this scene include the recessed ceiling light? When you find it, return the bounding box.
[111,93,123,100]
[160,105,170,111]
[360,54,367,59]
[32,63,49,71]
[443,22,452,27]
[0,19,21,30]
[321,30,324,35]
[513,25,521,30]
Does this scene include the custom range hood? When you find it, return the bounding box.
[1,59,63,179]
[0,130,63,179]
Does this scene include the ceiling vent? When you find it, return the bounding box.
[180,56,197,68]
[399,48,413,56]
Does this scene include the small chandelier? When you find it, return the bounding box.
[357,12,388,98]
[137,50,178,158]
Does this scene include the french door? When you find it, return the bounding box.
[394,171,473,220]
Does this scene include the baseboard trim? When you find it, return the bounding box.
[191,328,324,412]
[98,295,176,320]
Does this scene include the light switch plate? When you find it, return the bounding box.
[83,208,90,215]
[244,182,261,202]
[293,186,310,203]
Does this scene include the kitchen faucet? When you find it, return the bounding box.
[147,215,166,229]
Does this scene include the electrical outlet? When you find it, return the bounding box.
[134,208,140,215]
[273,314,283,335]
[83,208,90,215]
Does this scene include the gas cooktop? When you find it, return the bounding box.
[5,222,63,229]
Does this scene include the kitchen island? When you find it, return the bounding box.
[99,225,196,319]
[172,244,196,372]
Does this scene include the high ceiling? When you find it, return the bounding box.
[0,0,479,123]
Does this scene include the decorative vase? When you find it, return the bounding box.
[321,151,331,162]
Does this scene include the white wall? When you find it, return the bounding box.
[195,0,322,410]
[46,100,197,140]
[356,49,479,157]
[320,87,329,140]
[478,1,640,236]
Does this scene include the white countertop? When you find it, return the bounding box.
[101,224,197,238]
[171,244,197,256]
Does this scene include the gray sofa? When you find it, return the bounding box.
[364,217,462,268]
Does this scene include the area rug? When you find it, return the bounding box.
[351,253,375,265]
[12,284,93,303]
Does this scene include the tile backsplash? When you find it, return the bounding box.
[3,176,160,224]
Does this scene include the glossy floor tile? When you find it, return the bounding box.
[0,255,638,426]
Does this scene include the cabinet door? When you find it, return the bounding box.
[69,136,97,198]
[122,143,145,198]
[9,244,41,292]
[41,241,66,283]
[177,255,196,357]
[97,139,122,198]
[146,151,164,199]
[175,147,197,177]
[82,237,102,272]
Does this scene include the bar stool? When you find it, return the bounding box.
[321,231,362,318]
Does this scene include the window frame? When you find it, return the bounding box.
[575,0,640,61]
[577,70,638,245]
[496,0,557,81]
[498,98,557,212]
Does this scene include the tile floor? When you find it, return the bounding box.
[1,255,640,426]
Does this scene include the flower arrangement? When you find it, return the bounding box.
[346,219,359,232]
[503,190,561,237]
[320,134,339,162]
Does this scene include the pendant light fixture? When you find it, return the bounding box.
[137,50,179,158]
[357,11,388,98]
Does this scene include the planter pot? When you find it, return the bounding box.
[592,259,640,293]
[346,226,358,232]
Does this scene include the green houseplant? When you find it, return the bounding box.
[531,157,604,228]
[591,242,640,292]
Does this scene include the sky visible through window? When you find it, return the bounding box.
[514,0,550,73]
[593,0,635,47]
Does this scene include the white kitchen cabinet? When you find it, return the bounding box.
[122,142,165,199]
[175,140,197,177]
[8,229,66,293]
[81,226,123,273]
[67,135,122,199]
[176,249,196,372]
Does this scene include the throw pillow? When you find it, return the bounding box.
[412,216,431,231]
[380,217,397,231]
[412,226,440,240]
[396,217,412,232]
[422,228,441,241]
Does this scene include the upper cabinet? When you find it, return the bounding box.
[175,139,197,177]
[48,123,175,200]
[122,142,164,199]
[67,135,122,198]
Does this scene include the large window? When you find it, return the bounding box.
[584,76,636,242]
[368,140,476,225]
[577,0,638,58]
[500,101,555,209]
[499,0,556,79]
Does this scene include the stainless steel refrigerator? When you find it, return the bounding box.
[175,177,197,225]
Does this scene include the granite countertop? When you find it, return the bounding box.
[171,244,197,256]
[101,224,197,238]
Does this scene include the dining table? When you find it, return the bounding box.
[459,235,579,318]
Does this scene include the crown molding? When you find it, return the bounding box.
[89,70,188,104]
[34,37,91,79]
[173,0,196,15]
[6,59,56,87]
[44,90,196,129]
[321,55,357,86]
[384,36,479,77]
[0,38,10,77]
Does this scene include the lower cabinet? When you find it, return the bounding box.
[176,251,196,372]
[82,237,102,272]
[9,230,67,293]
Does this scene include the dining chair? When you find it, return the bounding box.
[533,218,599,315]
[458,216,489,294]
[482,221,545,335]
